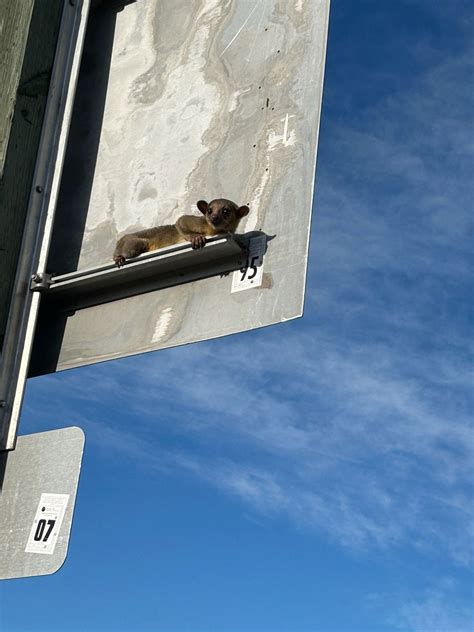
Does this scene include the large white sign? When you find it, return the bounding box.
[31,0,330,375]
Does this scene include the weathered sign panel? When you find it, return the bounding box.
[31,0,330,374]
[0,427,85,580]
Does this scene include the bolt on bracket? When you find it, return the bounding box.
[30,272,53,292]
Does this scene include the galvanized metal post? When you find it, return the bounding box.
[0,0,90,450]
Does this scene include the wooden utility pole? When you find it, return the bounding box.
[0,1,35,177]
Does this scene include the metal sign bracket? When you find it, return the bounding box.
[30,232,271,313]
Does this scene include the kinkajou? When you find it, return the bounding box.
[113,198,249,267]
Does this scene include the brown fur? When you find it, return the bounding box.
[113,198,249,267]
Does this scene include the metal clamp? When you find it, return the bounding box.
[30,272,53,292]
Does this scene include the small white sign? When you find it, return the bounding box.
[231,235,267,293]
[25,493,69,555]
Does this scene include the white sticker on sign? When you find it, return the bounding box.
[231,235,267,293]
[25,493,69,555]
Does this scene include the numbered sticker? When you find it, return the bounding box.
[232,235,266,293]
[25,493,69,555]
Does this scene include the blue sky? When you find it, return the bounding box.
[1,1,473,631]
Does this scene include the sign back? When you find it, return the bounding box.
[31,0,330,374]
[0,427,84,580]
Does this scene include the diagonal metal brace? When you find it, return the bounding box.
[28,233,271,313]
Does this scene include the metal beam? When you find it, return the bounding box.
[0,0,91,451]
[0,0,62,353]
[31,235,256,312]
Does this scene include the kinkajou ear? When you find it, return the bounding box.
[237,205,250,217]
[197,200,209,214]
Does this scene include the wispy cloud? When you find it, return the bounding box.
[24,319,474,564]
[375,578,474,632]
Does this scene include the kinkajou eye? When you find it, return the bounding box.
[223,208,229,215]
